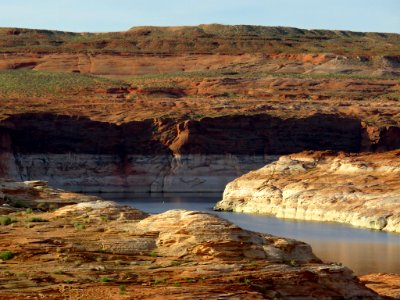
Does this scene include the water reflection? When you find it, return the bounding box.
[95,192,400,275]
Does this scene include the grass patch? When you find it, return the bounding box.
[0,250,14,261]
[0,70,124,98]
[129,69,397,83]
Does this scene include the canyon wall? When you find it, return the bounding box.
[0,112,377,192]
[1,53,399,77]
[9,154,271,193]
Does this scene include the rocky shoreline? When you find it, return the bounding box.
[0,23,399,298]
[0,179,391,299]
[215,150,400,233]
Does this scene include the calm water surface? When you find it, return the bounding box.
[96,192,400,275]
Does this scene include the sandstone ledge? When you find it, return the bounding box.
[215,150,400,233]
[360,273,400,299]
[0,184,381,299]
[0,179,101,211]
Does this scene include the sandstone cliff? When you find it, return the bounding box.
[1,112,393,192]
[0,25,399,193]
[215,150,400,233]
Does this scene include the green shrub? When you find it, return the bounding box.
[48,203,59,211]
[99,276,111,283]
[289,259,298,267]
[25,208,33,214]
[119,284,126,294]
[0,250,14,260]
[14,201,26,208]
[0,216,12,226]
[36,202,48,211]
[64,279,74,284]
[170,260,182,267]
[243,278,252,285]
[153,278,166,285]
[28,217,49,223]
[73,222,85,230]
[100,216,109,222]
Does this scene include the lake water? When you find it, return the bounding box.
[96,192,400,275]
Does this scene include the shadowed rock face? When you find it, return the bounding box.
[0,112,368,192]
[3,113,169,155]
[1,113,363,155]
[170,114,362,154]
[372,126,400,151]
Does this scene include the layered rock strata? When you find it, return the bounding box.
[0,179,100,210]
[0,113,371,192]
[0,192,381,299]
[0,25,399,77]
[0,26,399,194]
[360,273,400,299]
[215,150,400,233]
[1,52,399,77]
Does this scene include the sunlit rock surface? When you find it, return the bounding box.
[215,150,400,233]
[0,183,381,299]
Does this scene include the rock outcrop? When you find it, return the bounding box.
[215,150,400,233]
[0,24,398,298]
[0,179,100,210]
[0,196,381,299]
[360,273,400,299]
[0,26,399,193]
[0,113,373,192]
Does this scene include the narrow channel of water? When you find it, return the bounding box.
[95,192,400,275]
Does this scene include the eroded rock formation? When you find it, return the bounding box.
[0,113,378,192]
[0,179,100,211]
[0,25,399,192]
[215,150,400,233]
[0,186,381,299]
